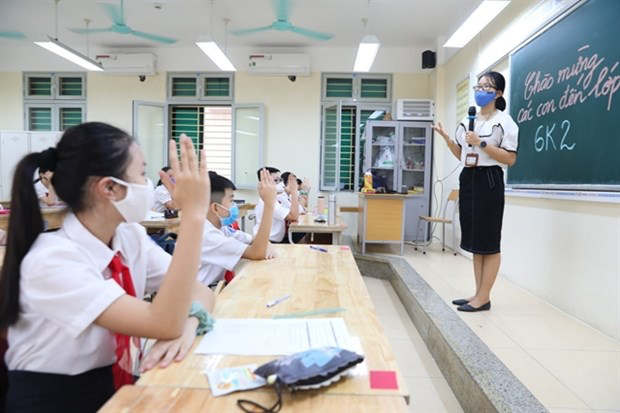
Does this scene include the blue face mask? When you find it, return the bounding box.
[475,90,497,108]
[217,203,239,227]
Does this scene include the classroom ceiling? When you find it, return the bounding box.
[0,0,481,51]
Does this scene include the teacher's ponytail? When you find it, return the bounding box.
[479,71,507,111]
[495,96,507,111]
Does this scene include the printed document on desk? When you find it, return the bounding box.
[194,318,353,356]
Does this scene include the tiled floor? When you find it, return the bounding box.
[363,276,463,412]
[362,243,620,413]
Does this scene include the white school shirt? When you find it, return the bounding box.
[152,185,173,212]
[253,199,290,243]
[454,110,519,167]
[197,219,249,286]
[276,193,306,214]
[34,180,51,207]
[6,213,171,375]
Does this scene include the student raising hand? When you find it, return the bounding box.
[258,168,277,205]
[159,134,210,218]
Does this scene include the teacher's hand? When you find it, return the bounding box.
[465,131,482,147]
[432,122,450,141]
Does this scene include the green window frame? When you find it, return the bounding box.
[167,73,234,102]
[322,73,391,103]
[24,73,86,100]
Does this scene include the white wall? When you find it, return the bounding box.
[432,0,620,340]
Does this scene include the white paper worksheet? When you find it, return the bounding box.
[194,318,353,356]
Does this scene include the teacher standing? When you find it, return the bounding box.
[432,71,518,312]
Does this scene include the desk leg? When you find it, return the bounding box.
[241,216,246,232]
[332,232,341,245]
[288,229,294,244]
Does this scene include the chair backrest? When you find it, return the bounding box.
[442,189,459,219]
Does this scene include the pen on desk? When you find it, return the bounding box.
[266,294,291,308]
[309,246,328,253]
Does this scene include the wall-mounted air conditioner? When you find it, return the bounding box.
[395,99,435,121]
[95,53,157,76]
[248,54,310,76]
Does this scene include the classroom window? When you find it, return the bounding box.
[23,73,86,131]
[25,104,85,131]
[322,73,391,103]
[24,73,86,100]
[168,73,234,102]
[320,73,392,191]
[320,103,390,191]
[170,105,233,178]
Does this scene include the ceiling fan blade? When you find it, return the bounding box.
[0,31,26,39]
[230,25,273,36]
[130,30,177,44]
[101,3,124,25]
[274,0,291,22]
[289,25,333,41]
[69,28,114,34]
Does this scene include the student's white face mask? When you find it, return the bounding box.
[108,176,154,223]
[276,182,285,194]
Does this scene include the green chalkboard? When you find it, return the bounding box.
[508,0,620,189]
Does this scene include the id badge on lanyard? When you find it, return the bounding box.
[465,152,479,167]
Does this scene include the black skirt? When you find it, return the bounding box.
[5,365,115,413]
[459,166,505,254]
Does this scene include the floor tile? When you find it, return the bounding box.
[404,377,464,412]
[493,348,591,410]
[529,349,620,411]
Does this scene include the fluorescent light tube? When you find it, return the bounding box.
[353,35,380,72]
[443,1,510,48]
[196,38,236,72]
[34,36,103,71]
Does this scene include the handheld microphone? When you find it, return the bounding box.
[467,106,476,147]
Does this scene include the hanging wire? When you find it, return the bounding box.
[84,18,91,57]
[54,0,60,40]
[223,18,230,53]
[210,0,214,37]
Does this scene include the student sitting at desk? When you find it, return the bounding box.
[152,166,177,212]
[254,167,301,243]
[197,170,276,287]
[279,172,308,213]
[33,167,60,207]
[0,124,214,412]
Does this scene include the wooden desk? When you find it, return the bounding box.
[358,193,411,255]
[140,217,181,234]
[288,213,347,244]
[137,245,408,406]
[100,385,408,412]
[0,246,5,270]
[238,202,256,232]
[0,207,67,232]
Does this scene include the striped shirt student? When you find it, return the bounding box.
[0,123,214,412]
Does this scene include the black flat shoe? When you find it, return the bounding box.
[457,301,491,312]
[451,298,469,306]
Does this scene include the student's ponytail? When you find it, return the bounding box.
[0,152,47,329]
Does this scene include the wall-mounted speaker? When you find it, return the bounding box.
[422,50,436,69]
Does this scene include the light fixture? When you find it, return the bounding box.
[35,36,103,71]
[196,36,236,72]
[444,1,510,48]
[354,35,380,72]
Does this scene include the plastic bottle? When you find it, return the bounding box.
[317,196,325,215]
[328,194,337,225]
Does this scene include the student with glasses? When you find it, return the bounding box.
[432,71,519,312]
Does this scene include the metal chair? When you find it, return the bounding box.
[415,189,459,255]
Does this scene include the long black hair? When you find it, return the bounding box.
[156,166,172,187]
[479,71,507,111]
[0,122,133,330]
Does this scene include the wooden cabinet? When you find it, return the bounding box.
[358,193,411,255]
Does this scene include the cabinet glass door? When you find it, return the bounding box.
[400,123,428,194]
[368,122,398,191]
